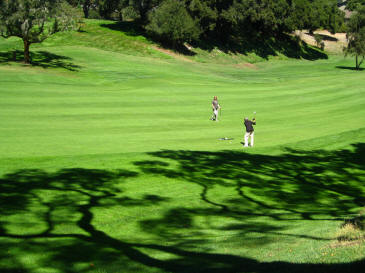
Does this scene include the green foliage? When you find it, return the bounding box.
[0,0,82,62]
[56,1,84,31]
[186,0,224,38]
[68,0,346,47]
[146,0,201,47]
[289,0,345,34]
[65,0,96,18]
[132,0,162,22]
[122,5,140,20]
[97,0,124,19]
[182,0,345,45]
[314,33,323,47]
[238,0,292,33]
[347,0,365,11]
[344,6,365,69]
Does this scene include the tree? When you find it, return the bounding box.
[0,0,82,64]
[97,0,123,19]
[287,0,344,34]
[65,0,95,18]
[344,6,365,69]
[82,0,93,18]
[314,33,325,49]
[146,0,201,48]
[114,0,130,21]
[131,0,162,23]
[347,0,365,11]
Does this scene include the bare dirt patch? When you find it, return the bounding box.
[294,30,348,53]
[151,46,194,63]
[234,62,258,70]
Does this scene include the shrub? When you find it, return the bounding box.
[336,222,365,242]
[314,34,323,48]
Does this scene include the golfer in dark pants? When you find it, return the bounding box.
[244,117,256,147]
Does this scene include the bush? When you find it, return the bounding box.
[336,223,364,241]
[314,34,323,48]
[122,6,139,21]
[88,9,103,19]
[336,212,365,243]
[146,0,201,48]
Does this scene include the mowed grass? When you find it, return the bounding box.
[0,20,365,273]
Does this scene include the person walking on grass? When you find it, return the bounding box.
[211,96,221,121]
[244,117,256,147]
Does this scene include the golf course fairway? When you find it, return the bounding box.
[0,20,364,273]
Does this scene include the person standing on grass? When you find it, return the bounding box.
[211,96,221,121]
[244,117,256,147]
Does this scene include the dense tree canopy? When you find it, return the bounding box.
[146,0,200,47]
[346,0,365,11]
[65,0,95,18]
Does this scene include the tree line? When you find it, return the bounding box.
[0,0,365,69]
[64,0,347,47]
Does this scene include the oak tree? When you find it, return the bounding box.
[0,0,82,63]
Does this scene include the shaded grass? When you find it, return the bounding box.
[0,50,81,71]
[191,33,328,64]
[0,144,364,272]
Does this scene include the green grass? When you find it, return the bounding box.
[0,19,365,273]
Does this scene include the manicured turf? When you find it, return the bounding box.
[0,20,364,273]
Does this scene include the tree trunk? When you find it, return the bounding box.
[23,39,31,64]
[139,0,151,24]
[356,55,359,70]
[83,0,90,18]
[139,8,147,24]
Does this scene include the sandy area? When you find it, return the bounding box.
[294,30,348,53]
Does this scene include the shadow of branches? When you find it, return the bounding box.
[0,144,364,272]
[136,143,365,221]
[306,32,338,42]
[0,50,81,71]
[100,21,146,37]
[100,21,327,60]
[193,33,328,61]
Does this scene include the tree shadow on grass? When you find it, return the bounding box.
[0,50,81,71]
[189,33,328,61]
[0,145,364,272]
[135,143,365,222]
[306,32,338,42]
[100,21,196,56]
[336,66,365,71]
[100,21,146,37]
[100,21,326,60]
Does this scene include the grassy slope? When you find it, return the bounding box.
[0,20,364,273]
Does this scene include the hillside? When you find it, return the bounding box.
[0,19,330,65]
